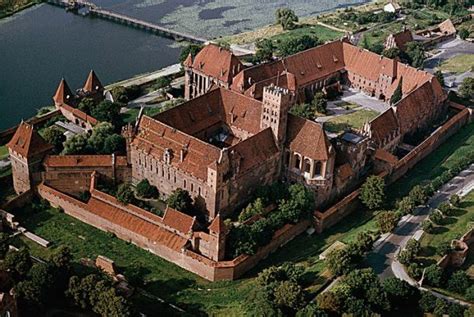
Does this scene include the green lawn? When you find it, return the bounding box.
[9,120,474,315]
[271,24,343,44]
[418,191,474,263]
[121,107,163,124]
[0,146,9,160]
[438,54,474,74]
[324,109,379,134]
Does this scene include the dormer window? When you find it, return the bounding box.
[163,148,172,164]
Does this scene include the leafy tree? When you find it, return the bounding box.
[419,291,437,313]
[447,270,470,294]
[179,44,203,64]
[77,97,95,114]
[296,302,329,317]
[93,287,131,317]
[447,303,466,317]
[16,263,54,307]
[360,176,385,210]
[312,92,327,114]
[405,238,420,255]
[62,133,88,155]
[438,201,453,216]
[465,285,474,301]
[383,47,401,59]
[110,86,129,104]
[275,8,298,30]
[153,76,172,90]
[405,42,425,68]
[397,196,416,215]
[326,248,353,276]
[0,233,10,259]
[288,183,315,218]
[424,264,443,287]
[239,198,265,222]
[383,277,420,310]
[103,134,126,154]
[422,219,434,233]
[278,34,320,57]
[430,210,444,225]
[390,77,403,105]
[316,291,341,313]
[376,211,398,233]
[450,194,461,207]
[458,28,469,40]
[42,126,66,153]
[255,39,275,62]
[116,183,135,205]
[434,70,445,87]
[289,103,317,120]
[135,179,159,199]
[436,240,452,256]
[433,298,448,317]
[88,122,115,153]
[273,280,306,311]
[166,188,193,212]
[49,245,73,270]
[459,77,474,100]
[409,185,428,206]
[3,248,32,278]
[91,100,123,129]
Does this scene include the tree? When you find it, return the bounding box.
[116,183,134,205]
[424,264,443,287]
[390,77,403,105]
[422,219,434,233]
[278,34,320,57]
[135,179,159,199]
[450,194,461,207]
[49,245,73,270]
[153,76,172,90]
[93,288,131,317]
[405,42,425,68]
[91,100,123,129]
[255,39,275,62]
[447,271,470,294]
[273,280,306,311]
[0,233,10,259]
[436,241,452,256]
[434,70,445,87]
[383,277,420,310]
[166,188,193,212]
[316,291,341,313]
[103,134,125,154]
[438,201,453,216]
[465,285,474,301]
[16,263,54,307]
[409,185,428,206]
[459,77,474,100]
[430,210,444,225]
[3,248,32,278]
[62,133,88,155]
[289,103,317,120]
[458,28,469,40]
[376,211,398,233]
[312,92,327,114]
[42,126,66,153]
[383,47,401,59]
[360,176,385,210]
[448,303,466,317]
[433,298,448,317]
[88,122,115,154]
[239,198,265,222]
[110,86,129,104]
[419,291,437,312]
[397,196,416,215]
[296,302,328,317]
[326,248,353,276]
[77,97,95,114]
[179,44,203,64]
[275,8,298,30]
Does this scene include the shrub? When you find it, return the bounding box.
[409,185,428,206]
[424,264,443,287]
[447,271,470,294]
[430,210,444,225]
[419,291,437,313]
[450,194,461,207]
[407,263,423,280]
[465,285,474,301]
[398,249,414,265]
[116,183,134,205]
[397,196,415,215]
[422,219,434,233]
[433,298,448,317]
[436,241,452,256]
[437,202,452,216]
[376,211,398,233]
[135,179,159,199]
[360,176,385,210]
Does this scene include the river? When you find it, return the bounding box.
[0,0,368,130]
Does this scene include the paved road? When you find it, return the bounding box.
[367,163,474,280]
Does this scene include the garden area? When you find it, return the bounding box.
[323,108,379,134]
[438,54,474,74]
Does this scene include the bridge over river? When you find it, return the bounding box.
[46,0,208,44]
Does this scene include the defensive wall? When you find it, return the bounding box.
[437,227,474,269]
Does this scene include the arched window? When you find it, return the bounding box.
[285,151,290,166]
[314,161,322,176]
[294,154,301,170]
[304,158,311,173]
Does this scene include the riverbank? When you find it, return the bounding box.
[0,0,43,20]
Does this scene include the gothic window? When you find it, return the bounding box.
[285,151,290,166]
[304,159,311,173]
[314,161,322,176]
[184,180,187,188]
[294,154,301,170]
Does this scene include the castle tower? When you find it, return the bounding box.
[183,53,193,100]
[52,78,74,107]
[121,123,135,165]
[260,85,292,145]
[6,122,53,194]
[83,70,104,96]
[208,214,226,261]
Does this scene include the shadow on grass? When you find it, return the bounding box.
[419,246,436,257]
[451,208,467,217]
[431,226,449,234]
[443,216,458,225]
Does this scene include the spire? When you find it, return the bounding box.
[183,53,193,68]
[53,78,74,105]
[209,214,226,235]
[83,70,104,93]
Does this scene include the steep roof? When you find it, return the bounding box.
[6,122,53,158]
[162,206,196,235]
[44,155,128,168]
[365,108,399,146]
[208,214,225,234]
[183,53,193,68]
[53,78,74,105]
[438,19,456,34]
[191,44,243,83]
[286,114,331,161]
[83,70,104,93]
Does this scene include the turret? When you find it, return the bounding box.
[260,85,292,145]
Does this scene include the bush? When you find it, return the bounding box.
[438,202,452,216]
[360,176,385,210]
[398,249,414,265]
[433,298,448,317]
[465,285,474,301]
[447,271,470,294]
[116,183,134,205]
[436,241,452,256]
[422,219,434,233]
[450,194,461,207]
[407,263,423,280]
[135,179,159,199]
[430,210,444,225]
[419,291,437,313]
[409,185,428,206]
[376,211,398,233]
[397,196,416,215]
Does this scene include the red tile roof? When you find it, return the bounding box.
[183,53,193,68]
[6,122,53,158]
[191,44,243,84]
[44,155,128,168]
[162,206,196,234]
[365,108,399,146]
[83,70,104,93]
[391,29,414,51]
[53,79,75,105]
[208,214,225,234]
[286,114,331,161]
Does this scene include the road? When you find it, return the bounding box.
[367,163,474,280]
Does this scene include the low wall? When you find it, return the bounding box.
[1,190,34,211]
[36,184,310,281]
[438,227,474,269]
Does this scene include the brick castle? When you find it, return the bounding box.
[6,39,448,281]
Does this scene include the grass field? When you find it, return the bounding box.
[10,120,474,315]
[324,108,378,133]
[418,191,474,264]
[121,107,163,124]
[270,24,343,44]
[438,54,474,74]
[0,146,9,160]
